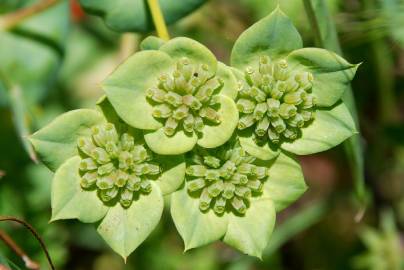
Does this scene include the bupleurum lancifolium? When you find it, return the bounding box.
[29,7,359,261]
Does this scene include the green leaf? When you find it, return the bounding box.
[263,153,307,211]
[103,50,173,130]
[144,128,198,155]
[197,95,239,149]
[159,37,217,77]
[30,109,105,171]
[287,48,359,107]
[97,182,163,260]
[238,131,280,161]
[170,186,228,250]
[155,155,186,195]
[230,7,302,69]
[51,156,108,223]
[140,36,166,51]
[223,193,276,258]
[79,0,207,33]
[216,62,238,100]
[282,102,357,155]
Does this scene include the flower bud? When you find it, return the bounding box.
[193,116,205,132]
[146,87,167,103]
[186,165,207,177]
[220,161,237,178]
[118,151,133,170]
[172,105,189,120]
[209,95,220,106]
[132,145,148,163]
[120,133,134,151]
[283,128,298,140]
[253,102,268,120]
[301,110,315,121]
[284,91,304,105]
[199,107,220,123]
[230,148,246,165]
[173,70,189,93]
[126,175,141,191]
[97,174,115,190]
[79,158,97,171]
[203,156,221,168]
[140,179,152,193]
[100,187,119,202]
[187,178,206,192]
[250,86,267,102]
[238,114,256,130]
[97,162,114,175]
[259,55,272,74]
[255,116,270,137]
[120,189,134,208]
[268,127,280,144]
[237,99,256,114]
[199,189,212,211]
[245,67,255,86]
[195,86,214,103]
[105,141,119,158]
[231,197,247,214]
[205,169,221,181]
[253,166,268,179]
[153,104,172,118]
[223,182,236,199]
[183,95,202,110]
[267,98,280,117]
[81,171,98,188]
[279,103,297,119]
[301,94,317,109]
[92,147,110,164]
[77,136,96,156]
[235,186,251,198]
[271,117,287,133]
[288,113,305,128]
[295,71,313,91]
[164,117,178,136]
[231,173,248,184]
[92,125,108,147]
[183,114,195,133]
[247,180,263,192]
[273,59,289,81]
[213,197,226,214]
[158,73,174,91]
[115,170,129,187]
[237,163,256,175]
[207,180,224,197]
[164,92,183,107]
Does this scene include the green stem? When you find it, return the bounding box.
[147,0,170,41]
[302,0,368,219]
[0,0,60,31]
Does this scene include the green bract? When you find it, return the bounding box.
[230,8,358,160]
[171,140,307,258]
[29,99,186,259]
[103,37,239,155]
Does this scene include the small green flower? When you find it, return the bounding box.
[29,98,186,260]
[352,211,403,270]
[103,37,239,155]
[171,140,307,258]
[230,8,358,160]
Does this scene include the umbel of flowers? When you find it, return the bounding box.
[185,144,269,215]
[77,122,161,208]
[29,7,358,261]
[237,56,316,144]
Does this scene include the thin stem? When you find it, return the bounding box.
[302,0,325,48]
[0,216,55,270]
[147,0,170,41]
[0,0,60,31]
[0,229,40,270]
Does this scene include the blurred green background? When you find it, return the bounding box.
[0,0,403,269]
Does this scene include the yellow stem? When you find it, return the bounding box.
[147,0,170,40]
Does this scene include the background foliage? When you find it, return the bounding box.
[0,0,403,269]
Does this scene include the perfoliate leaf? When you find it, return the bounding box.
[30,109,105,171]
[223,194,276,259]
[282,102,357,155]
[97,182,164,260]
[197,95,239,149]
[154,155,186,195]
[231,7,303,69]
[263,153,307,211]
[170,186,228,250]
[287,48,359,107]
[238,131,280,161]
[51,156,108,223]
[102,50,173,130]
[79,0,207,33]
[140,36,166,51]
[144,128,198,155]
[216,62,238,100]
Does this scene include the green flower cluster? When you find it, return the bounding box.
[77,123,159,208]
[30,8,359,260]
[237,56,316,144]
[147,57,223,136]
[186,145,268,215]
